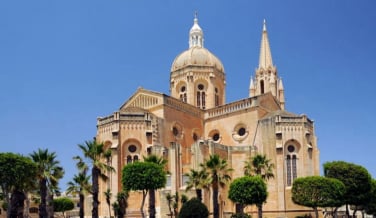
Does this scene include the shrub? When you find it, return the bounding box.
[231,213,251,218]
[178,198,208,218]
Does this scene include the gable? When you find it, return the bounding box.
[119,88,164,111]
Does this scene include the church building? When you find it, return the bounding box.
[96,15,320,218]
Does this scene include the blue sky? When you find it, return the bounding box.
[1,1,376,190]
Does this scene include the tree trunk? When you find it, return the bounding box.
[10,190,25,218]
[346,204,350,217]
[149,189,156,218]
[92,167,99,218]
[196,189,202,202]
[79,193,85,218]
[313,207,319,218]
[23,191,30,218]
[141,190,148,218]
[47,191,54,218]
[235,204,244,214]
[333,207,338,218]
[39,179,48,218]
[257,203,263,218]
[353,208,358,218]
[213,185,219,218]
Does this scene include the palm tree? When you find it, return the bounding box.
[143,155,167,218]
[104,188,112,218]
[244,154,274,180]
[204,154,233,218]
[30,148,64,218]
[184,168,210,201]
[244,154,274,218]
[75,140,114,218]
[66,170,91,218]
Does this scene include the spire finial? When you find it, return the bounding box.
[263,19,267,32]
[195,11,198,19]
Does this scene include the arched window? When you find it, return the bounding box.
[179,86,187,103]
[260,80,265,94]
[286,145,298,186]
[215,87,219,107]
[127,155,132,164]
[197,84,206,109]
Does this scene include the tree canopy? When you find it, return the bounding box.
[324,161,372,213]
[364,179,376,216]
[178,198,209,218]
[122,161,166,218]
[228,176,267,215]
[292,176,346,218]
[53,197,75,218]
[0,152,37,218]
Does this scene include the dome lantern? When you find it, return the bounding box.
[189,12,204,48]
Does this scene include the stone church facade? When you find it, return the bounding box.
[95,16,320,218]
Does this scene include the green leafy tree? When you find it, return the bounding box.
[66,169,91,218]
[178,198,209,218]
[324,161,372,217]
[0,152,37,218]
[30,149,64,218]
[203,154,233,218]
[292,176,346,218]
[184,168,210,201]
[364,179,376,216]
[143,155,167,218]
[122,161,167,218]
[244,154,274,217]
[228,176,267,218]
[53,197,74,218]
[75,140,115,218]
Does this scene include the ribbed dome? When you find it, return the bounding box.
[170,47,224,72]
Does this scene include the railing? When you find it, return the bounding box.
[205,98,253,119]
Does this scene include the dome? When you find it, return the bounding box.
[170,47,224,73]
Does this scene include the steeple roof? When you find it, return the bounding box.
[258,19,274,69]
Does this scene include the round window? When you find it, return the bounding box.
[287,145,295,153]
[212,133,220,141]
[128,145,137,153]
[180,86,186,92]
[198,84,204,90]
[238,127,246,136]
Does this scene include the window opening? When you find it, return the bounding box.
[260,80,265,94]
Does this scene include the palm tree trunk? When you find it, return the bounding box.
[39,179,48,218]
[149,189,156,218]
[79,193,84,218]
[92,167,100,218]
[47,191,54,218]
[24,191,30,218]
[213,186,219,218]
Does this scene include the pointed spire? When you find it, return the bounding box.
[258,19,273,69]
[189,12,204,48]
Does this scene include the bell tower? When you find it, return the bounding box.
[249,20,285,109]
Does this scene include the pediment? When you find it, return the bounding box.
[119,88,164,111]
